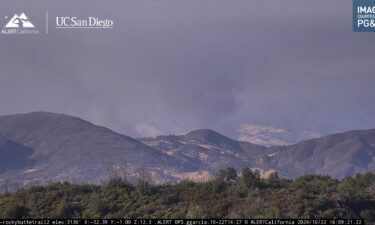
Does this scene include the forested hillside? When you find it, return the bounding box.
[1,168,375,223]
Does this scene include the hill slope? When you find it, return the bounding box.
[139,129,270,179]
[0,135,35,173]
[0,112,192,183]
[268,129,375,179]
[140,128,375,179]
[0,112,375,184]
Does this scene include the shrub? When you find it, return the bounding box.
[2,204,29,218]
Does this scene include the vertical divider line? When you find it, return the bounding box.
[46,11,48,34]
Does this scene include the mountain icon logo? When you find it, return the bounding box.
[4,13,35,28]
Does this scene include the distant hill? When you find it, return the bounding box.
[237,124,298,147]
[140,130,375,180]
[268,129,375,179]
[139,129,267,180]
[0,112,193,184]
[0,112,374,186]
[0,135,35,173]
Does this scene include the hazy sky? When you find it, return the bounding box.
[0,0,375,139]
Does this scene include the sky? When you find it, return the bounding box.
[0,0,375,141]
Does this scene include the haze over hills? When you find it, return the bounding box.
[237,124,299,147]
[237,124,321,147]
[0,112,374,188]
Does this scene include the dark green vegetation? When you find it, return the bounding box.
[1,168,375,223]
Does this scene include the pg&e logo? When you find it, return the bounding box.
[353,0,375,32]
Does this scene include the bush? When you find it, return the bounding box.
[0,170,374,222]
[92,199,109,216]
[2,205,29,218]
[53,199,81,218]
[107,178,134,192]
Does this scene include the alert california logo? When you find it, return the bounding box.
[1,12,39,34]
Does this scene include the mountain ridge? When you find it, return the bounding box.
[0,111,374,186]
[0,112,195,184]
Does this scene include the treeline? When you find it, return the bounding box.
[0,168,375,222]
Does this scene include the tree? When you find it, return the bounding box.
[217,167,237,183]
[135,168,153,194]
[266,171,281,187]
[240,168,260,188]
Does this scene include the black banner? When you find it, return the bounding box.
[0,219,365,225]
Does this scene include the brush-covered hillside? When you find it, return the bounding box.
[0,169,374,222]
